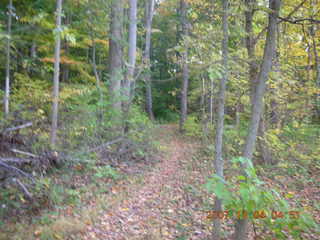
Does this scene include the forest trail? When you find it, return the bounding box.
[84,125,211,240]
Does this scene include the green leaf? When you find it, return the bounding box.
[237,175,246,181]
[214,181,232,203]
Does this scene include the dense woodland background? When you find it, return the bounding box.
[0,0,319,239]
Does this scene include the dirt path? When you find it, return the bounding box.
[84,125,210,240]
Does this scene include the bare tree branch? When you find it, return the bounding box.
[253,0,309,44]
[87,137,124,153]
[3,122,32,133]
[10,149,39,158]
[14,178,33,199]
[0,157,32,164]
[278,16,320,24]
[0,160,32,179]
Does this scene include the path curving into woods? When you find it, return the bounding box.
[83,125,212,240]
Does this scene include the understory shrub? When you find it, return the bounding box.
[0,80,156,219]
[205,157,318,239]
[184,115,202,138]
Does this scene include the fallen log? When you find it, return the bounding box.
[87,137,124,153]
[0,160,33,179]
[3,122,33,133]
[0,157,32,164]
[10,149,39,158]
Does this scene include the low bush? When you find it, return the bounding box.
[205,157,319,239]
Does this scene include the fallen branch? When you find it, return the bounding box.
[3,122,33,133]
[10,149,39,158]
[0,157,31,164]
[14,178,33,200]
[87,137,124,153]
[0,160,33,179]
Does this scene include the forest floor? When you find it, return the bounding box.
[83,124,215,240]
[1,125,319,240]
[81,124,320,240]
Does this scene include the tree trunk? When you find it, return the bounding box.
[235,93,242,131]
[145,78,154,120]
[311,28,320,120]
[245,0,273,165]
[209,76,215,125]
[87,7,103,119]
[62,41,69,82]
[179,0,190,133]
[92,40,101,96]
[4,0,13,117]
[31,41,37,59]
[29,40,37,75]
[109,0,124,118]
[62,13,70,83]
[270,50,281,128]
[50,0,63,147]
[144,0,155,121]
[258,113,273,164]
[124,0,138,109]
[212,0,229,238]
[91,36,104,125]
[200,74,206,121]
[234,0,281,239]
[245,0,259,103]
[122,0,138,132]
[201,74,210,141]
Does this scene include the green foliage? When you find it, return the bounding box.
[128,104,154,130]
[155,108,180,123]
[184,115,202,137]
[204,157,318,239]
[53,26,76,45]
[1,0,319,239]
[34,177,81,207]
[223,126,245,158]
[265,123,320,165]
[0,184,23,216]
[12,73,51,115]
[93,165,120,180]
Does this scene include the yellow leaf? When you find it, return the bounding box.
[54,234,63,239]
[285,192,294,199]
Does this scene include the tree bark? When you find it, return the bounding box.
[122,0,138,132]
[270,49,281,128]
[179,0,190,133]
[235,92,243,131]
[91,35,104,125]
[50,0,63,147]
[257,112,273,164]
[87,6,103,123]
[200,74,206,121]
[109,0,124,117]
[212,0,229,238]
[311,27,320,119]
[31,41,37,59]
[29,40,37,76]
[209,76,215,125]
[62,13,70,83]
[124,0,138,110]
[4,0,13,117]
[234,0,281,239]
[245,0,273,165]
[245,0,259,103]
[144,0,155,121]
